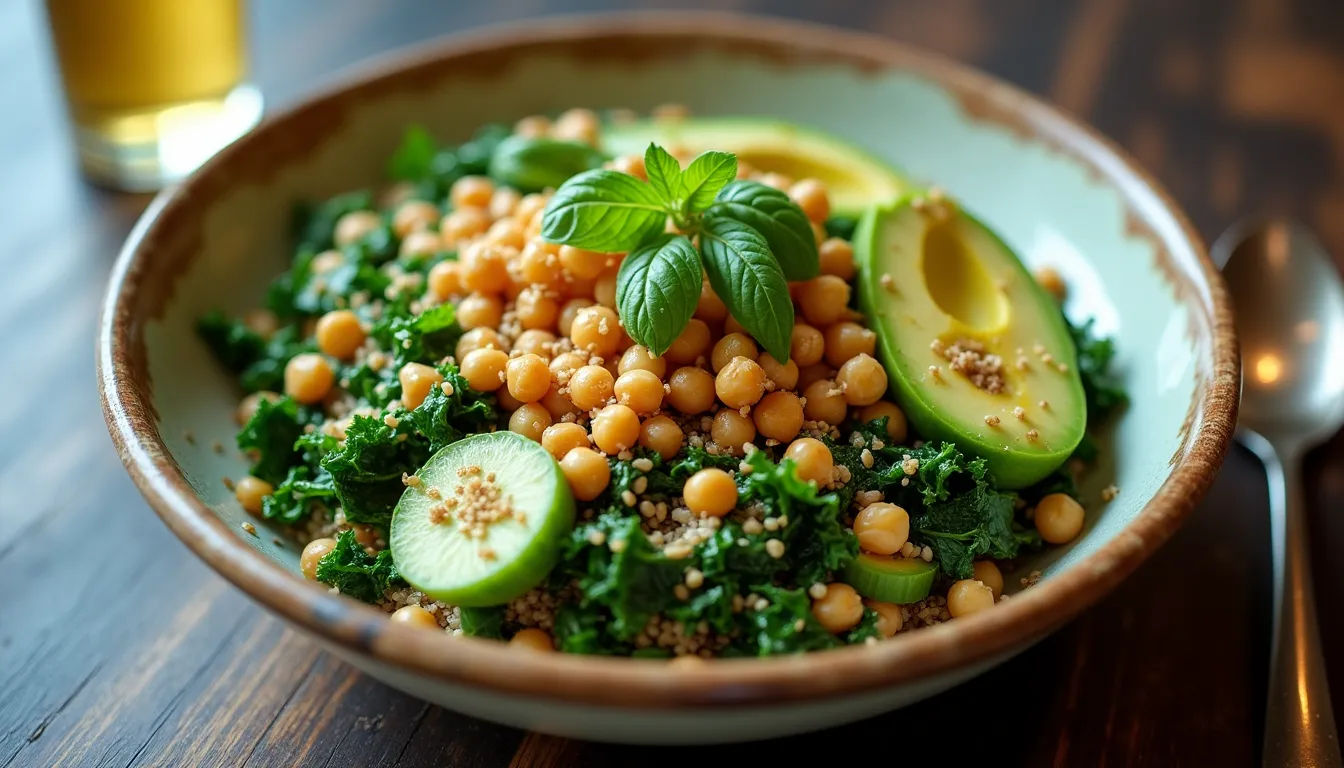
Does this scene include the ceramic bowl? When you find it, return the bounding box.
[98,12,1239,744]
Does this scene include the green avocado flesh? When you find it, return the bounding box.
[603,118,907,216]
[855,195,1086,488]
[389,432,576,607]
[843,554,939,604]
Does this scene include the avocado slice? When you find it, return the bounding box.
[855,193,1086,488]
[603,118,907,216]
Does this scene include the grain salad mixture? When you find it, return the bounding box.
[200,107,1127,657]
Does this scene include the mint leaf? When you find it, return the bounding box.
[643,144,682,206]
[388,125,438,181]
[488,136,606,193]
[679,151,737,213]
[707,181,818,280]
[698,217,794,361]
[541,169,667,252]
[616,234,702,356]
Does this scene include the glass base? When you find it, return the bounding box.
[72,83,264,192]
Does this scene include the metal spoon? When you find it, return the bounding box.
[1216,220,1343,767]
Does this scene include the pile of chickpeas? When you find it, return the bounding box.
[229,109,1088,648]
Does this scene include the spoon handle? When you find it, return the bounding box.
[1261,444,1341,767]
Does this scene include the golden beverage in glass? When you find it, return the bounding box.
[44,0,263,191]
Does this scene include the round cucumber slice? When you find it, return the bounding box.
[843,553,939,604]
[389,431,575,607]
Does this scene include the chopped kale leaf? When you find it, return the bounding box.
[236,395,313,485]
[314,529,403,603]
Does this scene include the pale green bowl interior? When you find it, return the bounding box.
[147,48,1206,595]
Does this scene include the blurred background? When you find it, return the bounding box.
[4,1,1344,766]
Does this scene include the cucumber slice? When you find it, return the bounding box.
[843,553,939,604]
[389,431,575,607]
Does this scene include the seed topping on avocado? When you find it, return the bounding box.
[930,337,1007,394]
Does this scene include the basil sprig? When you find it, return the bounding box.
[540,143,818,360]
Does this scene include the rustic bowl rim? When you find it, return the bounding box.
[98,10,1239,710]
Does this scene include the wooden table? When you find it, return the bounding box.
[3,0,1343,765]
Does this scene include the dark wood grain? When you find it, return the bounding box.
[0,0,1340,765]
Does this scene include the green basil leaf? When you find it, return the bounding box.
[616,234,702,356]
[707,181,818,281]
[643,143,683,207]
[488,135,606,193]
[679,151,737,214]
[698,218,794,361]
[541,169,668,252]
[388,125,437,181]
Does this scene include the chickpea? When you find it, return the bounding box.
[560,447,611,501]
[1034,493,1085,544]
[802,378,848,426]
[947,579,996,618]
[757,172,795,191]
[390,605,440,629]
[664,319,712,365]
[244,309,279,338]
[568,365,615,411]
[694,282,729,324]
[823,322,877,367]
[836,353,887,406]
[812,582,863,634]
[559,245,608,280]
[552,107,600,146]
[457,293,504,330]
[818,238,856,280]
[797,276,851,327]
[865,600,904,637]
[514,114,551,138]
[439,207,491,246]
[399,362,445,410]
[460,348,509,392]
[455,327,507,360]
[614,369,664,414]
[785,437,834,486]
[234,475,272,515]
[973,561,1004,599]
[666,366,716,415]
[540,386,580,420]
[514,193,549,228]
[428,260,464,301]
[757,353,799,392]
[400,230,442,259]
[300,537,338,580]
[235,390,278,425]
[723,314,749,336]
[710,333,758,373]
[796,364,834,392]
[334,210,380,247]
[811,221,827,246]
[608,153,647,180]
[549,351,588,378]
[506,354,551,403]
[639,415,685,461]
[311,249,344,275]
[789,178,831,224]
[753,391,805,442]
[858,401,909,443]
[542,422,590,460]
[451,176,495,209]
[284,353,334,405]
[558,298,594,336]
[460,242,511,295]
[496,387,524,412]
[853,502,910,555]
[790,323,826,367]
[594,270,618,308]
[510,627,555,652]
[485,218,525,250]
[489,187,522,220]
[314,310,365,360]
[508,403,552,442]
[592,404,641,454]
[570,305,621,356]
[507,330,551,360]
[1034,266,1067,301]
[518,240,563,285]
[709,409,756,455]
[683,468,738,518]
[715,356,767,409]
[618,345,667,378]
